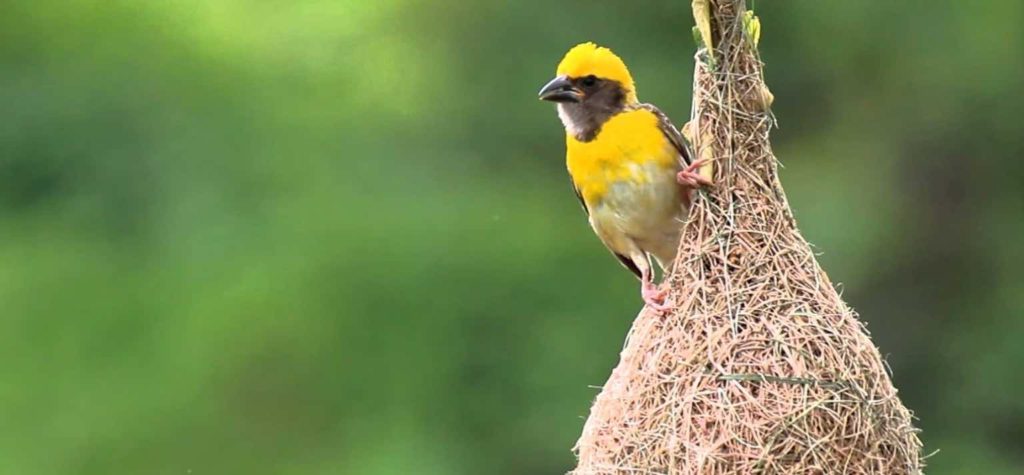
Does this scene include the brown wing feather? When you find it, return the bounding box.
[570,178,588,217]
[636,103,693,166]
[613,252,643,280]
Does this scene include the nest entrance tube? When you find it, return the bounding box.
[571,2,923,474]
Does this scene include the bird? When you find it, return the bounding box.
[538,42,709,312]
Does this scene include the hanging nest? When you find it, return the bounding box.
[571,1,924,474]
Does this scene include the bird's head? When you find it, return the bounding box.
[539,43,637,140]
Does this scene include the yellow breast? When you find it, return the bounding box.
[566,109,678,205]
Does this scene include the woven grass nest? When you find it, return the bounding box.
[571,2,924,474]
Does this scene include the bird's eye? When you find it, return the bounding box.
[581,75,598,87]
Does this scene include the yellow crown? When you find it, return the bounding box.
[556,42,637,102]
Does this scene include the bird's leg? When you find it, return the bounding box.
[677,159,713,189]
[639,261,671,313]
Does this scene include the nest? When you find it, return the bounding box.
[571,2,923,474]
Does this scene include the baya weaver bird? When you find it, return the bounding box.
[538,42,709,311]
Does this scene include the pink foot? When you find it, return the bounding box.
[677,159,713,188]
[641,280,672,313]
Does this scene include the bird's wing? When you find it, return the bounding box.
[570,177,589,217]
[570,177,642,279]
[612,251,643,280]
[637,103,693,166]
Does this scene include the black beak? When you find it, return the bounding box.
[538,75,581,103]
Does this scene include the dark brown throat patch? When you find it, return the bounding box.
[561,78,628,142]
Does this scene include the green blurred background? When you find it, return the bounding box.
[2,1,1022,474]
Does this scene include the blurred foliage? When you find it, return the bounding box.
[1,1,1022,474]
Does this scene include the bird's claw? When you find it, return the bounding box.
[677,159,713,188]
[642,281,672,313]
